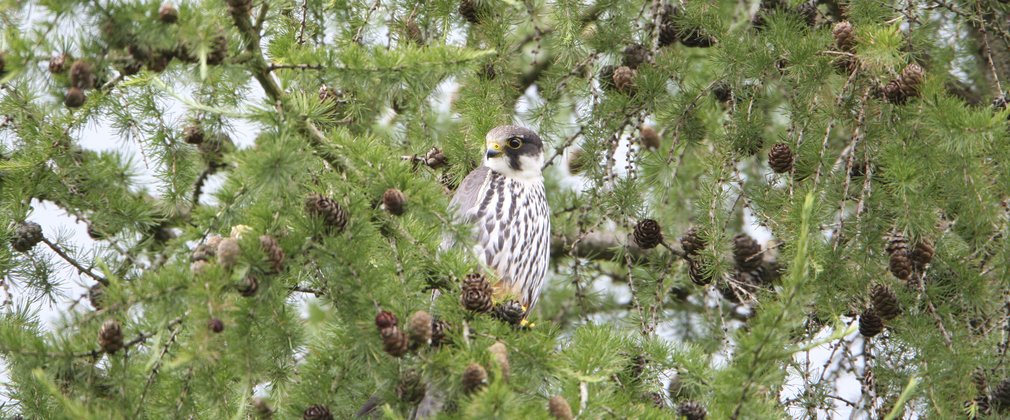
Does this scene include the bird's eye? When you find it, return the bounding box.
[506,137,523,149]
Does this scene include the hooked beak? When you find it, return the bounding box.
[486,142,503,159]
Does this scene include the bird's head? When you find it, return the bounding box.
[482,125,544,180]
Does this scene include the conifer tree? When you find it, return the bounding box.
[2,1,1010,418]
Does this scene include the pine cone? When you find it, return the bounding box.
[627,353,648,381]
[396,369,426,404]
[424,147,447,169]
[992,378,1010,413]
[640,126,660,150]
[633,219,664,249]
[216,237,241,270]
[375,310,398,330]
[612,65,636,93]
[688,258,712,286]
[460,273,493,313]
[899,63,925,98]
[458,0,481,24]
[225,0,252,16]
[492,300,525,325]
[191,237,219,262]
[64,87,86,108]
[870,284,901,321]
[382,188,407,216]
[712,82,732,103]
[882,79,906,104]
[859,308,883,338]
[159,3,179,23]
[488,341,510,379]
[677,400,708,420]
[462,362,488,394]
[911,240,934,270]
[885,232,908,255]
[403,18,424,45]
[767,143,794,174]
[208,318,225,333]
[680,29,716,48]
[238,274,259,297]
[49,53,69,74]
[622,43,648,69]
[206,33,228,65]
[70,60,94,89]
[408,310,433,346]
[302,404,333,420]
[380,326,409,357]
[889,250,913,281]
[89,283,105,310]
[431,318,451,347]
[548,395,574,420]
[833,21,855,52]
[183,124,204,145]
[680,227,706,256]
[649,392,666,408]
[305,193,348,232]
[658,5,679,47]
[98,319,124,354]
[567,148,588,175]
[259,235,285,274]
[11,221,44,253]
[794,2,817,27]
[733,234,762,272]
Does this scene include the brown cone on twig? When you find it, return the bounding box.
[461,273,493,313]
[238,274,259,297]
[911,240,934,270]
[382,188,407,216]
[380,326,409,357]
[98,319,124,354]
[612,65,636,93]
[633,219,664,249]
[65,87,86,108]
[431,318,451,347]
[488,341,510,380]
[492,300,525,325]
[622,43,648,69]
[375,310,398,330]
[859,308,883,337]
[549,395,574,420]
[11,221,44,253]
[458,0,481,24]
[768,143,794,174]
[88,283,105,310]
[688,258,712,286]
[305,193,348,233]
[302,404,333,420]
[159,3,179,23]
[870,284,901,321]
[733,234,762,272]
[833,21,856,52]
[260,235,285,274]
[680,227,705,256]
[677,400,708,420]
[408,310,433,347]
[640,126,661,150]
[462,362,488,394]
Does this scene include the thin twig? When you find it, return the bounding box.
[41,238,108,285]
